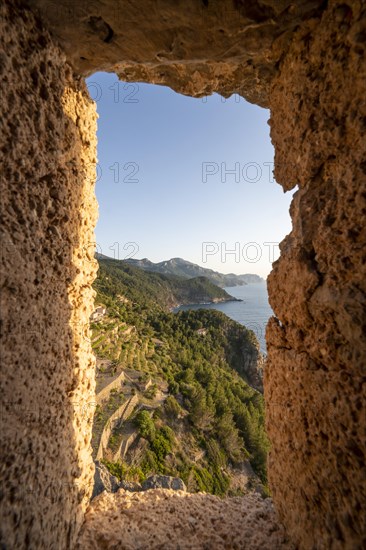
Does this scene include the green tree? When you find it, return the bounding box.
[190,386,215,432]
[135,410,156,442]
[164,396,181,419]
[216,412,243,463]
[151,428,173,463]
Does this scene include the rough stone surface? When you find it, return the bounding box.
[27,0,326,107]
[92,461,120,500]
[141,475,186,492]
[266,1,366,548]
[0,1,98,548]
[77,489,292,550]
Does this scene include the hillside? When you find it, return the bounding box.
[103,255,265,287]
[91,259,268,498]
[95,258,239,309]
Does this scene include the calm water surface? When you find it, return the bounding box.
[174,283,273,353]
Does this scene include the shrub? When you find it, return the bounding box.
[159,425,175,444]
[102,460,145,483]
[102,459,126,481]
[135,410,156,442]
[168,380,179,395]
[145,384,158,399]
[140,450,160,476]
[151,427,174,462]
[193,466,214,493]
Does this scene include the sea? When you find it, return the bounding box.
[173,283,273,354]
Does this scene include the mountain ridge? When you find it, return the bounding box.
[96,254,265,287]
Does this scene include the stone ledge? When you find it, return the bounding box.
[77,489,293,549]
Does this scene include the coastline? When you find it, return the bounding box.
[170,296,242,312]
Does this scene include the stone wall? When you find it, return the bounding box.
[113,430,139,462]
[266,2,366,547]
[95,395,138,460]
[0,2,98,548]
[96,370,125,405]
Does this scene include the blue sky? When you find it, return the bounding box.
[86,72,294,278]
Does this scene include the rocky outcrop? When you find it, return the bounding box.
[119,480,142,492]
[266,2,366,548]
[91,461,120,500]
[239,342,265,393]
[92,473,186,497]
[226,325,264,392]
[141,475,187,492]
[77,490,292,550]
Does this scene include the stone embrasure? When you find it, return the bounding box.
[1,0,366,548]
[77,489,293,550]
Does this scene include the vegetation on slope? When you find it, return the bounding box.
[92,259,269,496]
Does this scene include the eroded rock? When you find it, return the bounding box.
[0,2,97,548]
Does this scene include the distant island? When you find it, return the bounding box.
[97,254,264,288]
